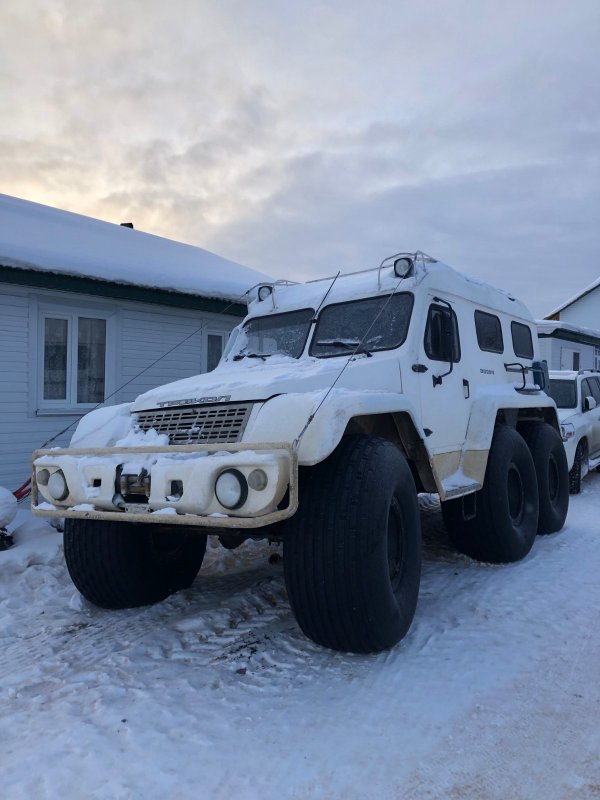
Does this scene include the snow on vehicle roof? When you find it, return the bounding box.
[549,370,579,380]
[247,259,533,321]
[0,194,271,303]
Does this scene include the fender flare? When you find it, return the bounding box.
[245,389,427,466]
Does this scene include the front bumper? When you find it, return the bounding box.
[32,442,298,529]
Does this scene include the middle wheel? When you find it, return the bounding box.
[442,425,539,563]
[283,435,422,654]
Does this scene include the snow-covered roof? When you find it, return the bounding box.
[0,194,270,303]
[248,259,533,322]
[546,276,600,318]
[536,319,600,343]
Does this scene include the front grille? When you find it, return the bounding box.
[135,403,253,445]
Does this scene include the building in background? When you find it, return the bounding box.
[536,320,600,372]
[539,275,600,371]
[0,194,268,490]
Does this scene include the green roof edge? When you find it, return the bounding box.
[0,264,247,317]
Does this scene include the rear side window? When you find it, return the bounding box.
[511,322,534,359]
[424,304,461,362]
[475,310,504,354]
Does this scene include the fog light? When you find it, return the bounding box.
[47,470,69,501]
[248,468,268,491]
[37,468,50,487]
[215,469,248,510]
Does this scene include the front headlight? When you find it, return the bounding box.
[560,422,575,442]
[47,469,69,501]
[215,469,248,509]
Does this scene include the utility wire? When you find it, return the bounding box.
[14,290,252,498]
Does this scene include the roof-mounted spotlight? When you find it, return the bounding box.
[257,285,273,301]
[393,256,414,278]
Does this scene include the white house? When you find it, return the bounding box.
[540,275,600,371]
[536,320,600,372]
[0,194,269,491]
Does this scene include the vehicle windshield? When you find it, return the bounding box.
[229,308,314,360]
[547,379,577,409]
[310,293,414,358]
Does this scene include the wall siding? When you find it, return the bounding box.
[560,287,600,330]
[0,282,237,491]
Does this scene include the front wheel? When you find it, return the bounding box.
[64,519,207,608]
[283,436,422,654]
[569,442,586,494]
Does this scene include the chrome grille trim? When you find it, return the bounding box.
[135,403,253,445]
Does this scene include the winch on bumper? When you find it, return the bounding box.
[31,442,297,529]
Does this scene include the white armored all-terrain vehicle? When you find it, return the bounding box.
[33,252,569,653]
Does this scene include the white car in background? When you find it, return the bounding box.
[547,370,600,493]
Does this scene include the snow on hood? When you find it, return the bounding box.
[132,355,401,411]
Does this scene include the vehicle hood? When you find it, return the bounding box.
[556,408,579,424]
[131,355,402,411]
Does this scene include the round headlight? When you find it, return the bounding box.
[215,469,248,510]
[47,470,69,501]
[258,285,273,301]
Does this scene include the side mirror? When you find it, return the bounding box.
[584,395,597,411]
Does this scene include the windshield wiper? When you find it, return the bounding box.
[233,351,269,361]
[314,339,373,357]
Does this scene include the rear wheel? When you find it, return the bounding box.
[442,426,539,563]
[521,423,569,534]
[283,435,422,654]
[64,519,207,608]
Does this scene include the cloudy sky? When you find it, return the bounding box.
[1,0,598,316]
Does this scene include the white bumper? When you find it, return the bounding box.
[32,443,297,529]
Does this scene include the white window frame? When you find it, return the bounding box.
[595,346,600,371]
[205,329,229,373]
[37,304,117,413]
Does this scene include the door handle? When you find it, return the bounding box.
[412,363,428,373]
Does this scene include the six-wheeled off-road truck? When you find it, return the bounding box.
[33,252,569,653]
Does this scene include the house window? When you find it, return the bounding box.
[595,346,600,371]
[206,332,226,372]
[40,312,108,407]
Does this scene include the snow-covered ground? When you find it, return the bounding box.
[2,477,599,800]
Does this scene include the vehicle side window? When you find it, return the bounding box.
[588,377,600,405]
[424,304,461,362]
[581,379,593,411]
[474,310,504,354]
[511,321,534,359]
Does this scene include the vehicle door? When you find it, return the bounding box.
[585,377,600,455]
[416,298,471,454]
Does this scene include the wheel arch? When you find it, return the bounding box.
[343,412,437,492]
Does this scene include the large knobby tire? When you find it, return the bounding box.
[64,519,207,609]
[521,422,569,534]
[283,435,422,654]
[442,426,539,563]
